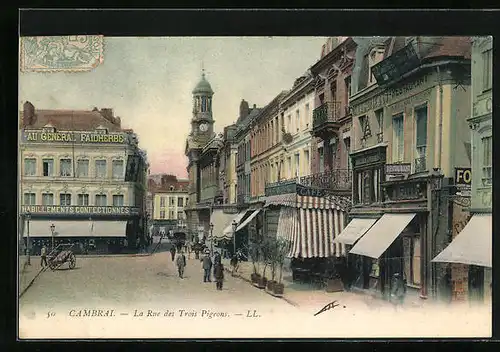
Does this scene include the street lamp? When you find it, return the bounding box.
[232,220,238,256]
[209,222,214,256]
[26,211,31,265]
[50,223,56,250]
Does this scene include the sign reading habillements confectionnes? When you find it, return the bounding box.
[21,205,139,216]
[22,131,128,144]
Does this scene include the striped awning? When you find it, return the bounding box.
[265,193,297,207]
[296,194,349,211]
[276,207,298,257]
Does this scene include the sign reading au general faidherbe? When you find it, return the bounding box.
[23,131,127,144]
[21,205,139,216]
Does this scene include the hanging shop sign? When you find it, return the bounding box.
[22,130,128,144]
[21,205,139,216]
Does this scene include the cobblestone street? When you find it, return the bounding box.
[19,252,491,339]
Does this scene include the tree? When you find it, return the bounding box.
[275,237,291,284]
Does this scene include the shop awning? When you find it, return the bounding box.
[222,211,249,237]
[264,193,297,207]
[432,214,492,268]
[349,213,416,259]
[333,218,378,246]
[211,209,236,240]
[91,221,128,237]
[276,206,298,255]
[235,209,261,232]
[24,220,93,238]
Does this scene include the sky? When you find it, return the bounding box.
[19,37,328,178]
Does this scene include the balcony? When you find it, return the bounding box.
[414,157,427,173]
[299,169,352,194]
[237,194,251,206]
[312,101,342,140]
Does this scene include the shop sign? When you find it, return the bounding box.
[455,167,472,193]
[21,205,139,216]
[451,201,471,301]
[386,163,411,175]
[23,130,127,144]
[296,184,327,197]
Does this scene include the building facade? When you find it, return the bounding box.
[151,175,189,231]
[20,102,148,254]
[337,36,472,302]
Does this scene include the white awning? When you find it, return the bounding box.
[349,213,416,259]
[432,214,492,268]
[222,211,249,237]
[211,209,236,240]
[24,220,94,238]
[91,221,128,238]
[235,209,261,232]
[333,218,378,246]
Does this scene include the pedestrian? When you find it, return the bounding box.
[40,245,48,267]
[214,262,225,290]
[170,245,176,261]
[390,273,407,311]
[230,253,239,277]
[214,251,221,266]
[186,241,192,259]
[176,251,187,279]
[201,252,213,282]
[194,244,200,260]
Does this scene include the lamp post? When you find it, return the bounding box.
[50,223,55,251]
[209,222,214,256]
[232,220,238,256]
[26,211,31,265]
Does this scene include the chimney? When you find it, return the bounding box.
[114,116,121,127]
[239,99,250,120]
[253,104,256,109]
[100,108,114,123]
[23,101,35,127]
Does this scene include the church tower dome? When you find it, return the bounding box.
[190,68,215,140]
[192,70,214,95]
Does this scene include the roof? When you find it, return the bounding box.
[236,107,262,133]
[192,71,214,95]
[420,36,471,61]
[22,108,123,132]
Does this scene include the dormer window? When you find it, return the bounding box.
[368,47,386,85]
[42,123,56,133]
[96,125,108,134]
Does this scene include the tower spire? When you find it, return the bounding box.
[201,61,205,78]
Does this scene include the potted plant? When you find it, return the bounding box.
[273,237,291,296]
[266,237,279,292]
[258,236,272,289]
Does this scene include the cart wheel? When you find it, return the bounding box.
[69,253,76,269]
[49,262,57,271]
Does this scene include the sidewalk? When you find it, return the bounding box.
[221,259,434,312]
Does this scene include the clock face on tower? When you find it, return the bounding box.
[199,123,208,132]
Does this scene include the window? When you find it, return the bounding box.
[362,170,372,204]
[345,75,351,102]
[77,194,89,206]
[24,158,37,176]
[77,160,89,177]
[415,105,428,171]
[359,115,371,139]
[60,193,71,206]
[392,114,404,162]
[305,104,310,128]
[287,114,292,132]
[318,147,325,173]
[160,197,166,207]
[160,210,166,219]
[294,154,300,177]
[344,138,352,172]
[170,210,175,219]
[287,157,292,178]
[296,110,300,132]
[112,160,124,179]
[113,195,124,206]
[95,160,107,178]
[95,194,107,206]
[42,193,54,205]
[170,197,175,206]
[482,136,492,185]
[60,159,72,177]
[177,211,183,220]
[304,150,310,173]
[375,108,384,142]
[177,197,184,207]
[483,49,492,91]
[24,193,36,205]
[42,159,54,177]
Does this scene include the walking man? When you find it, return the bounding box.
[230,252,239,277]
[201,252,212,282]
[40,244,48,267]
[214,262,225,290]
[170,245,176,262]
[176,251,187,279]
[390,272,407,311]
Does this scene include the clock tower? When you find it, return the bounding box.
[185,69,215,232]
[191,69,215,142]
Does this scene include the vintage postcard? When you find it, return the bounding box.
[18,35,492,339]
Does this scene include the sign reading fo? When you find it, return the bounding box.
[23,131,127,144]
[455,168,472,187]
[21,205,139,216]
[386,163,411,175]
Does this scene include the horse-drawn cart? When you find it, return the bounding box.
[47,244,76,270]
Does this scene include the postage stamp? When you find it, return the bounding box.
[19,35,104,72]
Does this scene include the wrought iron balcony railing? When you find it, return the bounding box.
[312,101,342,130]
[414,157,427,173]
[237,193,251,205]
[299,169,352,192]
